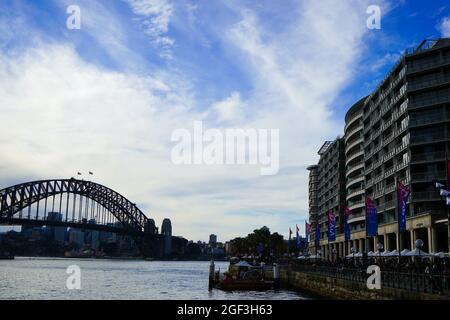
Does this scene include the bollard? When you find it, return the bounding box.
[273,263,280,291]
[208,259,215,291]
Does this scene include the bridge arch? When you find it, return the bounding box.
[0,178,156,236]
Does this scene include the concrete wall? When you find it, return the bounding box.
[280,269,449,300]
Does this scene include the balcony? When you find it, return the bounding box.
[381,118,393,131]
[345,137,364,154]
[346,187,365,201]
[383,132,395,146]
[345,124,363,142]
[345,149,364,166]
[346,162,364,178]
[409,92,450,109]
[409,113,447,127]
[378,200,396,212]
[411,171,446,182]
[373,158,384,170]
[364,163,374,174]
[344,113,363,132]
[411,151,446,163]
[346,176,365,190]
[396,159,409,171]
[383,149,396,161]
[384,183,395,194]
[384,166,395,178]
[348,199,365,211]
[407,56,450,74]
[395,141,408,154]
[408,74,450,92]
[412,191,442,201]
[410,133,449,145]
[392,99,408,120]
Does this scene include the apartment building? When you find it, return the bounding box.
[307,38,450,258]
[309,138,346,259]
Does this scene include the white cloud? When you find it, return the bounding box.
[0,0,387,241]
[439,17,450,37]
[209,91,246,123]
[125,0,174,58]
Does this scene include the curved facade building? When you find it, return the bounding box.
[307,39,450,258]
[344,97,366,254]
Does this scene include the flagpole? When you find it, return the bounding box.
[395,174,401,263]
[446,151,450,253]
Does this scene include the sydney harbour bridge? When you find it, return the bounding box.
[0,178,162,257]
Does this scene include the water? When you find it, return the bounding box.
[0,258,310,300]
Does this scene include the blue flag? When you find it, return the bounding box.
[315,221,320,245]
[296,225,301,249]
[344,207,351,241]
[397,181,410,233]
[366,197,378,237]
[328,211,336,241]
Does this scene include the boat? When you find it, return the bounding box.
[209,260,280,291]
[214,273,276,291]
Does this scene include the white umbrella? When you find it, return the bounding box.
[400,249,410,255]
[354,252,363,258]
[434,252,450,258]
[404,248,432,257]
[381,250,391,257]
[297,256,307,260]
[388,249,399,257]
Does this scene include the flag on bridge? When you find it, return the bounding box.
[344,206,351,241]
[397,180,410,233]
[365,196,378,237]
[328,210,336,242]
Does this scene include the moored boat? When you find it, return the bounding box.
[209,259,280,291]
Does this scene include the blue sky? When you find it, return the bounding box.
[1,0,450,241]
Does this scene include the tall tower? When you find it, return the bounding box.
[161,218,172,255]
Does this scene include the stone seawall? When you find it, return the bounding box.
[279,269,449,300]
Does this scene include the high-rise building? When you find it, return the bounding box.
[309,138,346,259]
[209,234,217,246]
[161,218,172,255]
[307,38,450,258]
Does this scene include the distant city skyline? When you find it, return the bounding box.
[1,0,450,241]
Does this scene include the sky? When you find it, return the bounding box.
[1,0,450,242]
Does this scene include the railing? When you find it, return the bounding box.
[412,191,442,201]
[289,265,450,296]
[411,171,445,181]
[407,56,450,73]
[408,75,450,91]
[410,133,448,144]
[411,151,446,163]
[409,92,450,109]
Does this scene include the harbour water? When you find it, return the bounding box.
[0,258,310,300]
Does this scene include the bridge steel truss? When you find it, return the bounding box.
[0,178,151,236]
